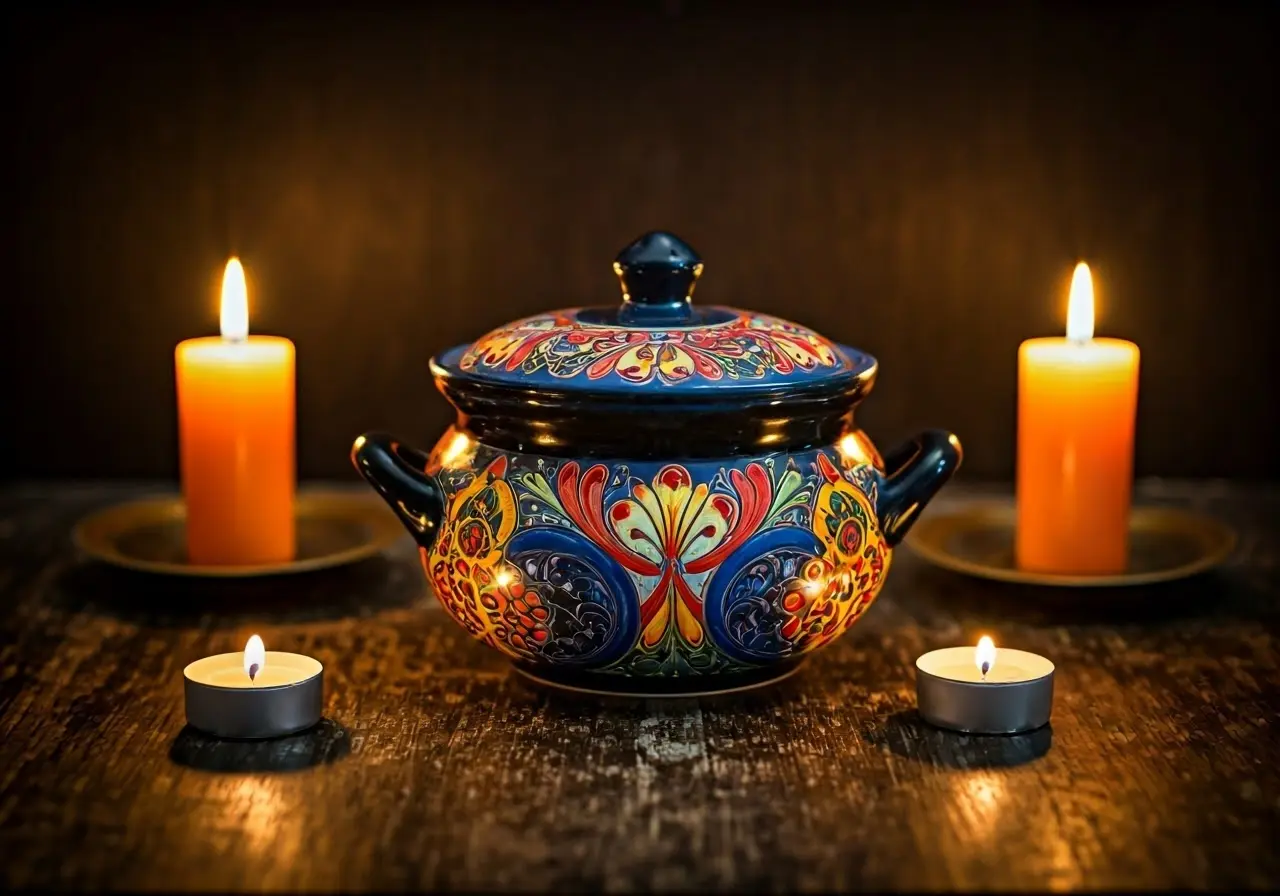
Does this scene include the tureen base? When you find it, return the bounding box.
[511,658,806,699]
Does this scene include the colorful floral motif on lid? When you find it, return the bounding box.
[456,307,849,390]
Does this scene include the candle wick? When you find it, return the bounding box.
[248,663,260,682]
[980,661,990,680]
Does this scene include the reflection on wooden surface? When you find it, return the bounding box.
[0,480,1277,890]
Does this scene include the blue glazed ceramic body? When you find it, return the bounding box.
[353,232,962,692]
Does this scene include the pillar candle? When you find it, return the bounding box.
[1016,263,1140,575]
[175,259,295,565]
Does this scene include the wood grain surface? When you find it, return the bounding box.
[0,480,1277,891]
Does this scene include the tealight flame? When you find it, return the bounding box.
[975,635,996,680]
[1066,261,1094,343]
[244,634,265,682]
[495,568,514,589]
[220,257,249,342]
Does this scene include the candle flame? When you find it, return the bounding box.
[1066,261,1094,342]
[244,634,265,682]
[975,635,996,680]
[220,257,249,341]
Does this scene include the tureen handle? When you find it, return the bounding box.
[351,432,445,548]
[614,231,703,326]
[876,429,964,546]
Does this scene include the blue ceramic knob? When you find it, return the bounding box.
[613,231,703,325]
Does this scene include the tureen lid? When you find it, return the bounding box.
[430,231,874,400]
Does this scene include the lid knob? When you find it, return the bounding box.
[613,231,703,325]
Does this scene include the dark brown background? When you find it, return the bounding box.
[6,1,1276,482]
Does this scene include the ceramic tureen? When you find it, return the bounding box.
[353,231,961,695]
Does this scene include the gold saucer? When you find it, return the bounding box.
[73,490,406,578]
[905,501,1237,587]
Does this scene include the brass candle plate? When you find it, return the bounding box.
[905,501,1237,587]
[73,490,406,578]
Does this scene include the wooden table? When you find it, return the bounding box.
[1,480,1277,891]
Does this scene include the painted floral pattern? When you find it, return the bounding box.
[784,453,888,646]
[424,456,518,644]
[424,431,891,677]
[458,309,845,387]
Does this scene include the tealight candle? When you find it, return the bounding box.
[916,636,1054,735]
[183,635,323,739]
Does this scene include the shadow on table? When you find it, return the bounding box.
[510,666,812,714]
[51,555,426,628]
[866,709,1053,768]
[508,673,1052,769]
[169,718,351,772]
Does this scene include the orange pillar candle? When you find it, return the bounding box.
[175,258,296,565]
[1016,263,1140,575]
